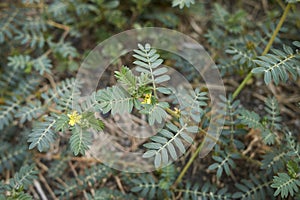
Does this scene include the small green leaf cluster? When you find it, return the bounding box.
[0,165,38,200]
[239,97,281,145]
[252,42,300,85]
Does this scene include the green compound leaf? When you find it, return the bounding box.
[252,43,300,85]
[271,173,300,198]
[143,122,195,168]
[10,164,38,190]
[27,116,57,152]
[69,126,92,156]
[133,43,169,91]
[140,103,168,125]
[54,114,69,132]
[81,112,104,132]
[96,86,134,115]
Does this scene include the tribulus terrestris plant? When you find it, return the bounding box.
[0,0,300,199]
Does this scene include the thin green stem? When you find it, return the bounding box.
[232,3,291,100]
[262,4,291,56]
[232,72,253,99]
[172,2,292,189]
[263,4,291,55]
[173,137,207,188]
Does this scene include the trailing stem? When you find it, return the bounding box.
[172,137,207,188]
[172,2,292,188]
[232,3,291,99]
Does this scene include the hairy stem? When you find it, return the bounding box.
[232,3,291,99]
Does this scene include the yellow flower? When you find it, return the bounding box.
[141,93,152,104]
[174,107,181,115]
[67,111,82,126]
